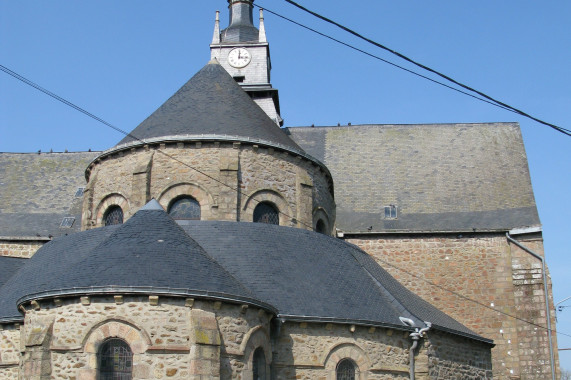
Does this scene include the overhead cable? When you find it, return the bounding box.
[2,64,569,340]
[272,0,570,137]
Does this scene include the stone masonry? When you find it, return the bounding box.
[0,240,44,259]
[83,143,334,234]
[347,232,558,379]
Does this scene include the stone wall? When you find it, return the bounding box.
[0,324,20,380]
[273,321,410,379]
[425,331,493,379]
[0,240,44,258]
[346,232,558,379]
[83,143,334,234]
[508,235,559,379]
[17,296,270,380]
[10,295,496,380]
[272,322,492,380]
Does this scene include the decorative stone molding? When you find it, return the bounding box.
[323,342,371,380]
[240,326,271,380]
[313,206,331,234]
[94,193,130,227]
[157,182,215,219]
[82,318,151,354]
[242,189,292,226]
[80,318,151,380]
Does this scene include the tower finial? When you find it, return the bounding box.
[212,10,221,44]
[259,8,267,43]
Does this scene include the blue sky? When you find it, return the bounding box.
[1,0,570,370]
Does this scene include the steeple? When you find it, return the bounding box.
[210,0,283,126]
[221,0,259,43]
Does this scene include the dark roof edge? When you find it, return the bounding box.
[87,134,332,179]
[15,286,278,315]
[0,316,24,324]
[336,224,542,236]
[277,314,494,345]
[286,122,520,129]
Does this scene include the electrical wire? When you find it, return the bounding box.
[0,64,309,228]
[254,4,513,114]
[262,0,570,137]
[2,65,570,341]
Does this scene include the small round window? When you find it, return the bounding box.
[104,206,124,226]
[168,196,201,220]
[253,202,279,225]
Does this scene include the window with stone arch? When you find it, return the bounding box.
[336,358,356,380]
[97,338,133,380]
[252,347,267,380]
[168,196,201,220]
[253,202,279,225]
[104,205,124,226]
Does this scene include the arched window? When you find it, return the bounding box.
[104,206,124,226]
[168,196,201,220]
[336,359,356,380]
[315,219,327,234]
[253,202,279,225]
[98,338,133,380]
[252,347,266,380]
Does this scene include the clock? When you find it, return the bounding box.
[228,48,251,68]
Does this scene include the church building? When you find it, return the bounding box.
[0,1,559,379]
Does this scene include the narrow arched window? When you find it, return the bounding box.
[253,202,279,225]
[252,347,266,380]
[336,359,356,380]
[315,219,327,234]
[104,206,124,226]
[168,196,201,220]
[98,338,133,380]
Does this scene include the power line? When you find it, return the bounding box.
[270,0,571,137]
[2,65,570,341]
[0,64,312,230]
[255,4,513,114]
[373,254,571,340]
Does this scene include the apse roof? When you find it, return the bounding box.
[287,123,540,233]
[114,61,302,154]
[0,257,27,289]
[0,152,98,239]
[0,201,491,344]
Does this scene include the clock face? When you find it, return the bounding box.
[228,48,251,68]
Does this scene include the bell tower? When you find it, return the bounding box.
[210,0,283,125]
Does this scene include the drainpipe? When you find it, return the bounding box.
[506,232,555,380]
[407,321,431,380]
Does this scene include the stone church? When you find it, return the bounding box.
[0,1,559,379]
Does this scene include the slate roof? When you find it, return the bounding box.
[0,152,98,238]
[113,61,303,155]
[0,257,27,289]
[287,123,540,233]
[0,201,491,344]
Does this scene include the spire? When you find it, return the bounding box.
[258,8,267,43]
[222,0,258,42]
[211,10,220,44]
[228,0,254,26]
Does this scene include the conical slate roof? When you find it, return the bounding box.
[0,200,261,322]
[115,61,302,153]
[0,201,491,344]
